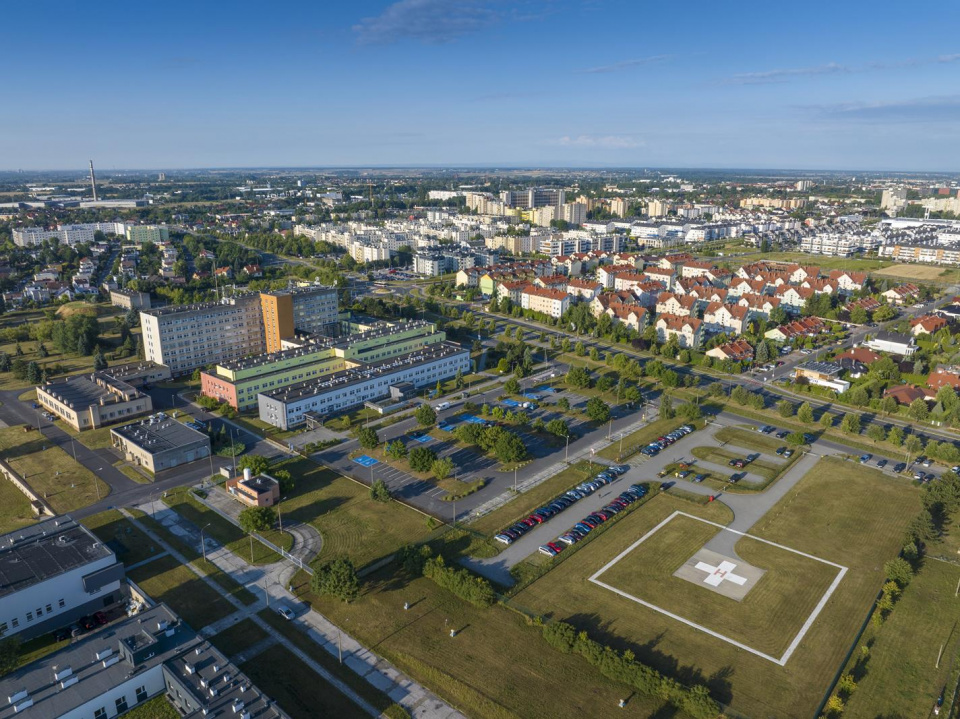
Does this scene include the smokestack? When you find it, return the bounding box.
[89,160,98,202]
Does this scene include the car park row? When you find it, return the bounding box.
[540,482,649,557]
[639,424,697,457]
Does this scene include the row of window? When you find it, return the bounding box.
[93,686,147,718]
[0,598,66,633]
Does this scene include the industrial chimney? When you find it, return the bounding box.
[89,160,98,202]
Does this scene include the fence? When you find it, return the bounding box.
[0,457,54,516]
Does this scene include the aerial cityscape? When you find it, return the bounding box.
[2,2,960,719]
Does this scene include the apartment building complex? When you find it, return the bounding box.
[12,222,127,247]
[125,225,170,243]
[259,285,339,352]
[201,320,445,410]
[140,295,266,375]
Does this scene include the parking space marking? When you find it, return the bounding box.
[353,455,379,467]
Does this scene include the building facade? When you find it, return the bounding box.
[111,414,211,473]
[37,372,154,431]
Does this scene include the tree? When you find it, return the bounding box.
[660,370,679,388]
[841,413,861,434]
[659,395,675,420]
[36,342,48,359]
[824,695,845,716]
[881,396,899,416]
[546,418,570,438]
[25,361,41,385]
[849,306,868,325]
[755,341,769,364]
[585,396,610,424]
[887,425,904,446]
[76,334,90,356]
[493,431,527,463]
[905,434,923,459]
[409,447,437,473]
[884,557,914,588]
[0,635,21,678]
[786,431,807,447]
[777,400,795,418]
[907,510,938,544]
[415,404,437,427]
[565,366,592,389]
[504,377,521,395]
[311,558,360,602]
[237,454,271,476]
[908,398,929,422]
[370,479,390,502]
[432,457,455,480]
[873,304,896,322]
[92,348,107,371]
[238,505,276,534]
[135,336,144,360]
[0,353,9,373]
[797,402,814,423]
[867,424,886,443]
[356,426,379,449]
[678,402,702,421]
[496,358,509,374]
[385,440,407,461]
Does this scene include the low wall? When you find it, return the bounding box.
[0,456,54,516]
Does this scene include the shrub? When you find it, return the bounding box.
[409,447,437,473]
[370,479,391,502]
[311,558,360,602]
[422,556,495,607]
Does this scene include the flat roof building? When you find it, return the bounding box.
[259,284,339,353]
[37,371,153,432]
[226,469,281,507]
[259,341,471,430]
[111,413,211,474]
[0,517,124,640]
[109,289,151,310]
[0,603,290,719]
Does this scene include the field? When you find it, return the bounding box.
[714,425,787,454]
[690,445,784,482]
[127,554,236,631]
[0,476,37,534]
[596,512,840,658]
[755,252,893,271]
[514,457,920,718]
[0,425,110,513]
[278,458,438,570]
[81,509,163,566]
[209,617,269,658]
[240,644,370,719]
[873,263,960,282]
[291,568,677,719]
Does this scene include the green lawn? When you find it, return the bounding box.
[127,554,236,631]
[690,446,783,481]
[278,458,438,570]
[714,425,789,454]
[258,609,408,718]
[122,696,180,719]
[0,475,37,534]
[82,509,163,566]
[468,460,605,538]
[599,513,839,657]
[210,617,270,658]
[16,633,71,669]
[60,418,142,450]
[162,486,291,564]
[596,416,690,461]
[0,425,110,513]
[514,458,920,719]
[240,644,372,719]
[289,569,677,719]
[841,559,960,717]
[758,252,893,271]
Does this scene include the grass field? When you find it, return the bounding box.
[758,252,893,271]
[210,617,270,658]
[596,415,689,461]
[122,696,179,719]
[714,425,788,454]
[257,609,408,719]
[598,513,839,657]
[841,558,960,717]
[690,446,782,481]
[468,460,605,538]
[0,425,110,513]
[82,509,162,566]
[127,554,236,631]
[514,458,920,718]
[240,644,370,719]
[162,486,291,564]
[289,568,677,719]
[0,476,37,534]
[278,458,438,570]
[873,263,960,282]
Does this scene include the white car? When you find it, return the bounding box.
[276,605,295,620]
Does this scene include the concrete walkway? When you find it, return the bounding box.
[128,498,465,719]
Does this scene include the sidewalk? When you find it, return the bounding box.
[128,499,465,719]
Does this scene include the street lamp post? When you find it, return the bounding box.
[277,497,287,534]
[565,434,570,462]
[514,466,518,492]
[200,523,211,563]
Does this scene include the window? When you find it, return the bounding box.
[11,618,18,628]
[35,608,42,617]
[45,604,52,613]
[94,708,106,719]
[136,686,147,703]
[25,612,32,622]
[116,696,128,713]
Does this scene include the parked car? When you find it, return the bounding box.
[539,544,560,557]
[675,470,691,479]
[894,462,907,473]
[776,430,790,439]
[877,459,888,468]
[79,615,96,631]
[776,446,786,456]
[93,611,108,626]
[495,533,514,545]
[730,472,746,482]
[759,425,775,434]
[276,605,295,620]
[859,454,872,464]
[783,449,794,458]
[693,474,707,483]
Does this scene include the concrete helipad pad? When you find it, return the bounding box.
[674,547,765,601]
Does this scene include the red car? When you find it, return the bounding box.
[93,611,108,626]
[527,514,544,524]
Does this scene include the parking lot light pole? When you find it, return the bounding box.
[514,466,517,492]
[565,434,570,462]
[200,523,211,563]
[277,497,287,534]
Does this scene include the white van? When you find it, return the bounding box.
[435,401,450,411]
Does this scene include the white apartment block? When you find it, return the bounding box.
[140,296,265,375]
[520,286,570,318]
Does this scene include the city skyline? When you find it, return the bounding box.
[3,0,960,171]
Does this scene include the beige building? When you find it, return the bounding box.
[610,197,629,218]
[111,414,211,473]
[110,289,152,310]
[37,372,153,431]
[520,286,570,318]
[226,468,281,507]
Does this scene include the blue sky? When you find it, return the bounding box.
[3,0,960,171]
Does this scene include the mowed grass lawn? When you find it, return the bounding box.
[0,476,38,534]
[278,458,438,570]
[469,460,605,538]
[128,554,235,631]
[240,644,369,719]
[82,509,162,566]
[163,486,291,564]
[291,570,677,719]
[0,425,110,513]
[714,425,789,454]
[515,458,920,719]
[210,617,270,659]
[690,446,784,481]
[598,513,839,657]
[842,558,960,717]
